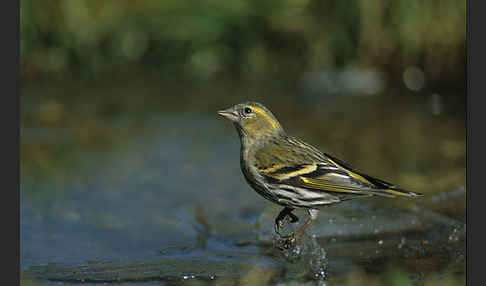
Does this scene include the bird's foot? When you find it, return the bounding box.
[274,207,299,237]
[274,207,301,250]
[287,212,299,223]
[274,220,295,238]
[275,233,296,250]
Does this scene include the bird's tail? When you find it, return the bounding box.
[348,170,423,198]
[370,187,423,198]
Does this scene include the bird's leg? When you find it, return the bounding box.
[274,207,298,237]
[294,217,312,237]
[276,209,318,250]
[288,212,299,223]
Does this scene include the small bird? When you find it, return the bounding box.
[218,102,422,248]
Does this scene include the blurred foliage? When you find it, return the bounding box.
[21,0,465,88]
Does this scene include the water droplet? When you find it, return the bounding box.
[403,65,425,91]
[398,237,406,249]
[449,228,460,242]
[378,240,383,246]
[314,268,327,280]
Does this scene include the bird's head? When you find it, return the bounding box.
[218,102,284,142]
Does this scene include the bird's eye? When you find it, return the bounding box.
[244,107,253,114]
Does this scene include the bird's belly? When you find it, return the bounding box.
[240,166,284,206]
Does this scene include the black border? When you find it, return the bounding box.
[12,0,20,285]
[466,0,471,285]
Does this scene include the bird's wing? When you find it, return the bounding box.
[259,161,390,197]
[254,137,402,198]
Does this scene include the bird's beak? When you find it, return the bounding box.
[217,108,239,122]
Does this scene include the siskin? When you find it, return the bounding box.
[218,102,422,248]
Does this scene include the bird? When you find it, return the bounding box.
[217,102,422,248]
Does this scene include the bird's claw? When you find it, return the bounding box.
[288,213,299,223]
[275,233,296,250]
[274,221,284,236]
[274,220,293,237]
[274,208,299,237]
[274,207,301,250]
[274,221,297,250]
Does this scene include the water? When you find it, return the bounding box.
[20,79,466,285]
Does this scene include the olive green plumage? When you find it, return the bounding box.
[218,101,422,245]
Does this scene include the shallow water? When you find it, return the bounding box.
[20,78,466,285]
